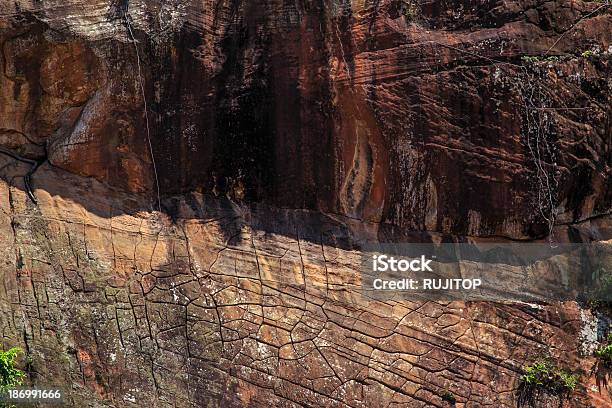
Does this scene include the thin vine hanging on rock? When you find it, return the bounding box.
[124,8,162,213]
[515,64,560,242]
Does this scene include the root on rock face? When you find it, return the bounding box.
[0,146,42,204]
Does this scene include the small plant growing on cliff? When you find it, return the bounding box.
[390,0,421,22]
[517,360,577,407]
[521,55,560,64]
[581,50,595,59]
[593,333,612,391]
[441,390,456,404]
[594,337,612,368]
[401,1,420,21]
[521,361,577,391]
[521,55,542,63]
[0,347,25,406]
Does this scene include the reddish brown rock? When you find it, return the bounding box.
[0,158,607,406]
[1,0,610,238]
[0,1,610,407]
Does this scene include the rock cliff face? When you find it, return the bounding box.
[2,0,610,238]
[0,0,610,407]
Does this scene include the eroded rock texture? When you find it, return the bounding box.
[0,0,611,407]
[1,0,610,238]
[0,162,610,407]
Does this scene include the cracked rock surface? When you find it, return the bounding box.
[0,0,611,407]
[0,161,609,407]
